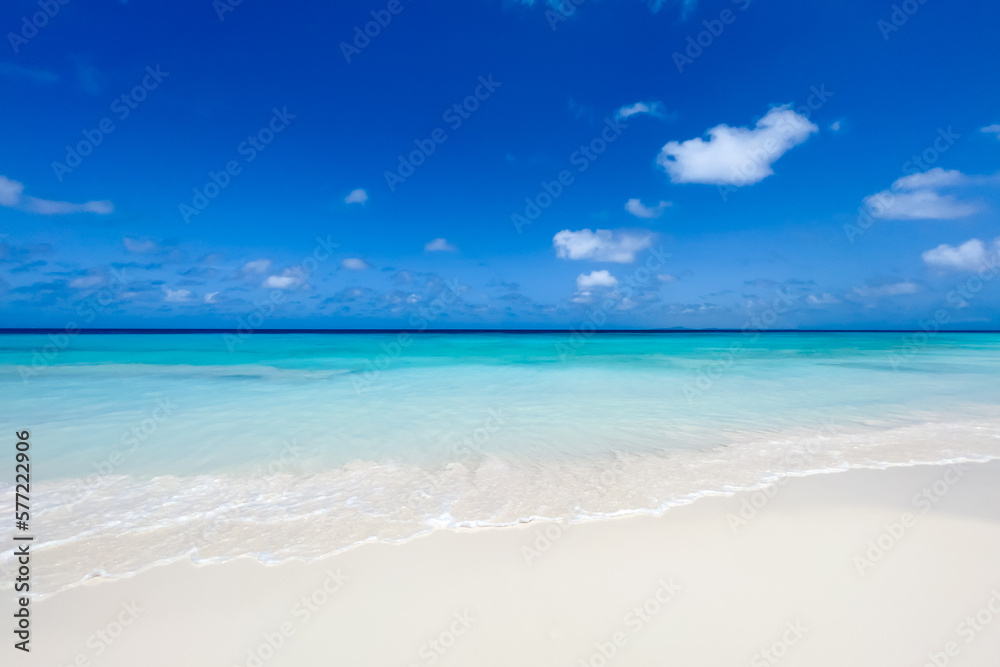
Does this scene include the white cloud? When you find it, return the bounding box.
[981,124,1000,139]
[615,101,664,121]
[425,238,458,252]
[576,270,618,290]
[807,293,840,304]
[204,291,219,304]
[625,198,671,219]
[163,287,191,302]
[341,258,370,270]
[829,121,842,131]
[864,168,977,220]
[922,238,997,272]
[123,237,157,253]
[853,281,919,298]
[345,188,368,204]
[893,168,967,190]
[242,259,271,274]
[657,273,676,282]
[0,175,113,215]
[553,229,653,263]
[263,271,304,289]
[70,275,104,289]
[657,106,817,186]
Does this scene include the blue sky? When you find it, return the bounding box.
[1,0,999,329]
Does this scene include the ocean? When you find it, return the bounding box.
[2,331,999,595]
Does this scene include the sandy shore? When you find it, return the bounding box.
[18,460,1000,666]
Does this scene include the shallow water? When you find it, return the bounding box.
[2,332,999,594]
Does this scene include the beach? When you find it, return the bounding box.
[3,332,1000,664]
[19,460,1000,666]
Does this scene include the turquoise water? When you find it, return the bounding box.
[1,332,999,593]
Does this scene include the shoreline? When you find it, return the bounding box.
[8,450,1000,600]
[16,459,1000,666]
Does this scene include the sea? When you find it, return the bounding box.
[2,331,999,596]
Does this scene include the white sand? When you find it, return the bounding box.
[19,461,1000,666]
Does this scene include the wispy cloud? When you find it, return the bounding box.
[163,287,192,302]
[425,238,458,252]
[0,61,58,84]
[345,188,368,204]
[615,101,666,121]
[341,258,370,270]
[0,175,113,215]
[123,237,158,253]
[625,198,671,219]
[853,281,919,298]
[863,168,978,220]
[981,124,1000,139]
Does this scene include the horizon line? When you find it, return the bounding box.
[1,328,999,334]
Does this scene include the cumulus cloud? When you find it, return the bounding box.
[341,258,370,270]
[922,238,998,272]
[553,229,653,263]
[615,101,664,121]
[345,188,368,204]
[263,270,305,289]
[576,270,618,290]
[163,287,191,302]
[863,168,977,220]
[0,175,113,215]
[425,238,458,252]
[853,281,919,298]
[625,198,671,219]
[981,124,1000,139]
[656,106,817,186]
[123,237,157,253]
